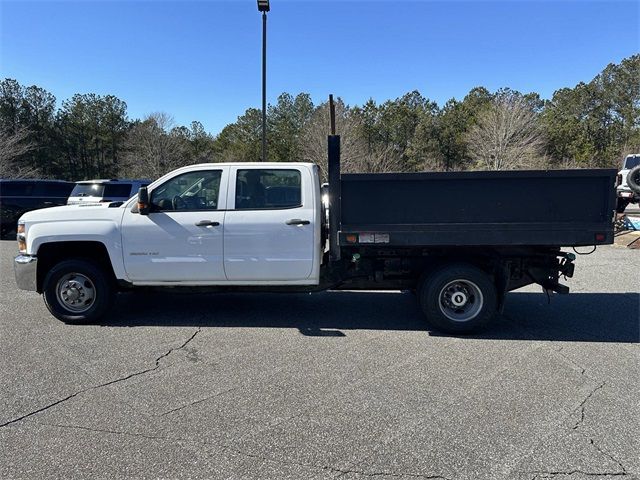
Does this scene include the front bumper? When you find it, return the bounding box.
[14,255,37,291]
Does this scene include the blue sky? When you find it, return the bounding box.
[1,1,638,134]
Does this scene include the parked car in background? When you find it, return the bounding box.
[0,179,74,238]
[67,179,151,206]
[616,153,640,212]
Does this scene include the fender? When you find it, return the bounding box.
[22,205,129,281]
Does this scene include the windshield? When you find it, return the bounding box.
[623,156,640,169]
[70,183,134,198]
[71,183,105,197]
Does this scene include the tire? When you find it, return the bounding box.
[43,259,114,324]
[627,165,640,195]
[419,263,497,334]
[616,198,629,213]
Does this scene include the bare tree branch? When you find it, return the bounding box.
[119,113,186,179]
[301,101,405,181]
[0,128,39,178]
[465,95,545,170]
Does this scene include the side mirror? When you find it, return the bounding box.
[137,187,150,215]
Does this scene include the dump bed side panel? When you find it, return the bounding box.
[339,169,617,247]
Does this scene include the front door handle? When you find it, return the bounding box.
[286,219,310,226]
[195,220,220,227]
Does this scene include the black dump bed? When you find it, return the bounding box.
[336,169,617,247]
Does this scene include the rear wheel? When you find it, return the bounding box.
[43,259,114,324]
[419,263,497,334]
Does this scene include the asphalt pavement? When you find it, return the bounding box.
[0,240,638,480]
[623,204,640,215]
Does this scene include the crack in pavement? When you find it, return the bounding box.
[331,469,454,479]
[567,382,628,477]
[157,326,394,419]
[333,472,452,479]
[33,421,453,480]
[506,354,629,479]
[0,328,201,429]
[521,469,628,477]
[488,346,630,480]
[586,437,628,476]
[157,332,390,421]
[350,342,548,480]
[553,346,587,378]
[572,382,606,431]
[158,385,240,417]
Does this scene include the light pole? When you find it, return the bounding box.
[257,0,270,162]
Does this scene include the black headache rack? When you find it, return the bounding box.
[325,101,617,254]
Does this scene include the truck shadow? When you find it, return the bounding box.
[102,290,639,343]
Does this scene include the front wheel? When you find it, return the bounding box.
[43,259,114,324]
[419,263,497,334]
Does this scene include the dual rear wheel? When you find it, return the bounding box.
[418,263,498,334]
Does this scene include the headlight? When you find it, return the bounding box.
[17,223,26,253]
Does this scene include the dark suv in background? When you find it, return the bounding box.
[0,179,75,238]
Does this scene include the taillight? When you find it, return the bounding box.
[616,174,622,186]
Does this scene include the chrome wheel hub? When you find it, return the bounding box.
[56,273,96,313]
[438,279,484,323]
[450,291,468,307]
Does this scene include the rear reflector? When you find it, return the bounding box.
[595,233,606,242]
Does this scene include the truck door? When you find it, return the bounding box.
[223,166,315,282]
[121,167,229,283]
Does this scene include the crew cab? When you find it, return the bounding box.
[14,136,617,333]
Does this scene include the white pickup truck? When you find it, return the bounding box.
[14,138,617,333]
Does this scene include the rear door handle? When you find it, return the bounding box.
[195,220,220,227]
[286,219,310,225]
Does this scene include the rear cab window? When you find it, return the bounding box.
[234,169,302,210]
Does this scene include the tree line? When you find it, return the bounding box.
[1,54,638,181]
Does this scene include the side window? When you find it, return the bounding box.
[1,182,34,196]
[50,183,74,197]
[150,170,222,211]
[235,169,301,210]
[104,184,134,198]
[34,182,71,197]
